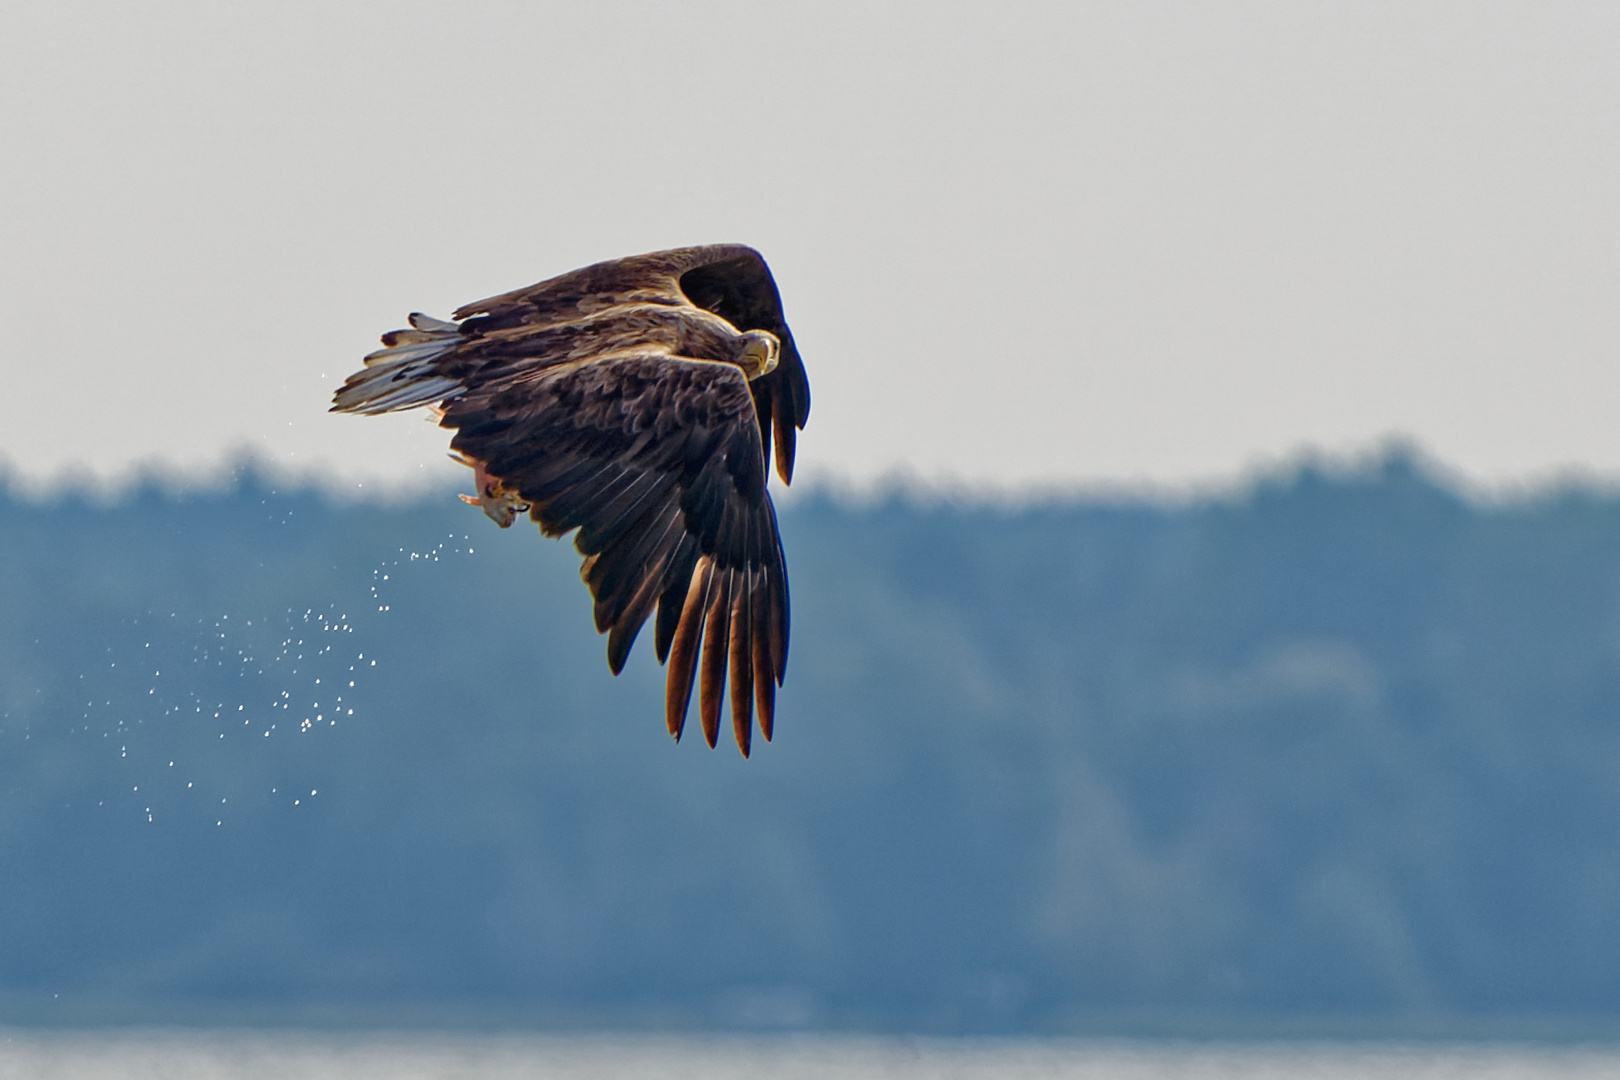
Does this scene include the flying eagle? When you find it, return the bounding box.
[332,245,810,756]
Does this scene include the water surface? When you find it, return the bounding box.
[5,1032,1620,1079]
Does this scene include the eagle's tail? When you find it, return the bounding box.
[330,313,466,415]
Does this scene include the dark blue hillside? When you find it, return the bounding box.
[3,454,1620,1033]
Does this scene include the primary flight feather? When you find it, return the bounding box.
[332,245,811,756]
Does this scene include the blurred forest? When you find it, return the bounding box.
[3,453,1620,1035]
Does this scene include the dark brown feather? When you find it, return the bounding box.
[654,535,700,664]
[728,567,754,757]
[752,572,776,741]
[603,506,684,674]
[665,556,713,741]
[698,568,733,749]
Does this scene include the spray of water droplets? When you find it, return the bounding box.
[369,535,476,615]
[7,518,481,828]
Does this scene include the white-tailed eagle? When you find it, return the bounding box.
[332,245,810,756]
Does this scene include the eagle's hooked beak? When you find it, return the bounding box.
[741,333,780,380]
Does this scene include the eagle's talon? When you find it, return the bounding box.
[448,457,525,527]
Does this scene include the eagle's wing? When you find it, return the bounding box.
[442,350,789,756]
[674,250,812,486]
[449,245,812,485]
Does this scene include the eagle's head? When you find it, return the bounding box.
[737,330,780,380]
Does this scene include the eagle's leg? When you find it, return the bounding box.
[451,452,528,528]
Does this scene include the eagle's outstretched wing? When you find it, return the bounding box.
[444,352,788,755]
[331,245,807,755]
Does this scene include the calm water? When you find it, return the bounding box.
[3,1032,1620,1080]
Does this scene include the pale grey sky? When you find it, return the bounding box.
[2,1,1617,496]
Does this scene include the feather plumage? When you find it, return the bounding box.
[332,245,807,755]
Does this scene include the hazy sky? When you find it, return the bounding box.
[2,1,1617,496]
